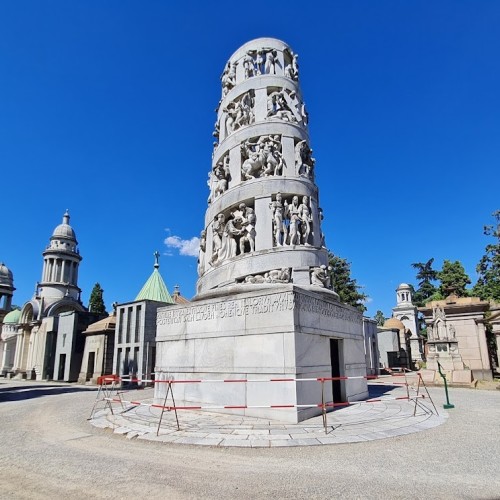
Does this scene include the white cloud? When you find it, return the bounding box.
[164,235,200,257]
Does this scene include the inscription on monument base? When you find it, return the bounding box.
[157,291,361,326]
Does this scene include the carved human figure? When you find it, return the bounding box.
[266,267,290,283]
[221,61,237,96]
[310,265,331,288]
[239,212,256,254]
[210,213,225,264]
[298,195,313,245]
[267,90,297,123]
[270,192,287,246]
[219,216,241,260]
[285,52,299,80]
[318,207,326,247]
[233,91,254,130]
[427,324,434,341]
[241,135,283,180]
[244,274,266,284]
[224,102,238,135]
[256,50,265,75]
[212,157,231,199]
[288,196,301,245]
[197,230,206,277]
[242,52,255,79]
[264,49,277,74]
[448,324,456,339]
[295,140,315,179]
[212,120,220,140]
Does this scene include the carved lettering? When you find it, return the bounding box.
[157,292,294,325]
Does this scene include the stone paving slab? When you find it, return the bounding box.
[89,383,448,447]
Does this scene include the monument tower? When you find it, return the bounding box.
[156,39,368,422]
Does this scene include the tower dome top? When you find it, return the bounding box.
[397,283,411,290]
[3,308,21,324]
[52,210,76,240]
[0,262,14,287]
[383,317,406,331]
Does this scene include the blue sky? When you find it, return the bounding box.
[1,1,499,318]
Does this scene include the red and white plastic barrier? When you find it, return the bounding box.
[103,394,425,411]
[101,373,421,385]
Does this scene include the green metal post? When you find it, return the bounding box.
[437,361,455,409]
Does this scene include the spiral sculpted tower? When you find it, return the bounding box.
[156,39,368,423]
[197,38,326,292]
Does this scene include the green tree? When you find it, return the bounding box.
[411,258,438,306]
[374,310,385,326]
[473,210,500,302]
[88,283,107,315]
[438,260,471,297]
[328,252,367,312]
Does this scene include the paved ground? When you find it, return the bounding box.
[89,381,447,447]
[0,379,499,499]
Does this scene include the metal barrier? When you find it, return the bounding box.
[89,372,437,435]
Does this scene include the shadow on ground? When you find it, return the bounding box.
[367,383,401,398]
[0,384,97,403]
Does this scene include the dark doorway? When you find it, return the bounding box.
[86,352,95,381]
[330,339,344,403]
[58,354,66,380]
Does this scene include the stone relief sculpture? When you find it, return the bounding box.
[242,52,255,79]
[266,89,298,123]
[298,195,313,245]
[212,121,220,140]
[270,193,315,247]
[224,91,255,136]
[241,135,284,180]
[427,323,434,341]
[239,212,256,254]
[221,61,237,97]
[448,324,456,339]
[295,140,315,179]
[210,213,226,265]
[288,195,301,246]
[318,207,326,247]
[242,48,278,78]
[270,192,288,246]
[284,51,299,81]
[197,230,206,277]
[241,268,291,284]
[210,204,256,266]
[310,265,332,288]
[209,156,231,202]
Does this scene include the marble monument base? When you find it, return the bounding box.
[420,340,473,384]
[155,284,368,424]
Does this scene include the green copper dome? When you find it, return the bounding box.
[135,252,174,304]
[3,308,21,324]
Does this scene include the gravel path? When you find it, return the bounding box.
[0,380,498,499]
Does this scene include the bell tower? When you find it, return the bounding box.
[39,210,82,302]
